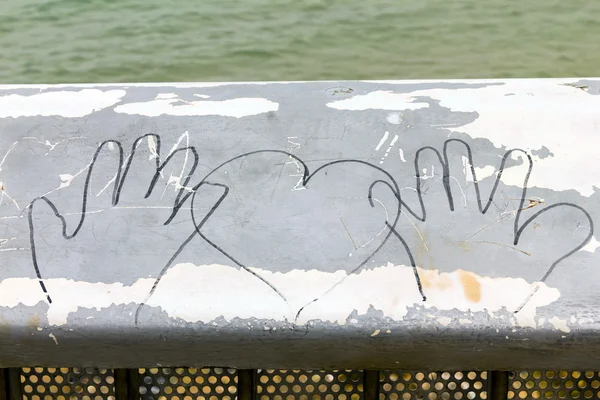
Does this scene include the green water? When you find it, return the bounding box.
[1,0,598,83]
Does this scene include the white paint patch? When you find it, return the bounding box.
[581,236,600,253]
[48,333,59,345]
[0,89,125,118]
[466,165,496,182]
[0,263,559,328]
[393,81,600,196]
[459,318,473,324]
[114,95,278,118]
[327,91,429,111]
[155,93,178,99]
[437,317,452,326]
[386,112,403,125]
[371,329,381,337]
[548,316,571,333]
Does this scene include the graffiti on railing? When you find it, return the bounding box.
[24,134,594,324]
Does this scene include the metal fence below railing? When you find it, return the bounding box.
[3,367,600,400]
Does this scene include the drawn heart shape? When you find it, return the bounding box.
[139,149,425,324]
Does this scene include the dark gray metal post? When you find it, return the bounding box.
[363,370,380,400]
[115,368,139,400]
[488,371,509,400]
[238,369,257,400]
[0,369,21,400]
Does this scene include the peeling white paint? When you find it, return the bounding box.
[114,95,278,118]
[327,91,429,111]
[371,329,381,337]
[548,316,571,333]
[459,318,473,324]
[437,317,452,326]
[0,263,559,328]
[325,80,600,196]
[391,81,600,196]
[0,90,125,118]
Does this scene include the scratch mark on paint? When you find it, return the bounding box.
[449,176,467,207]
[401,209,429,252]
[398,148,406,162]
[0,141,18,172]
[380,134,399,164]
[0,180,21,211]
[375,131,389,151]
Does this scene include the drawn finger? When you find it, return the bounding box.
[512,202,594,313]
[114,134,162,204]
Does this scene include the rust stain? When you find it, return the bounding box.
[419,269,452,290]
[459,270,481,303]
[28,314,40,330]
[456,240,471,252]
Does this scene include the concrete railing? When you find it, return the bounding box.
[1,79,600,399]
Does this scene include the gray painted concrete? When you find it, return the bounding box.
[0,79,600,369]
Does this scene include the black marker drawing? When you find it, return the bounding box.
[26,134,593,324]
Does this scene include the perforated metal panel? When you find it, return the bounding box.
[508,370,600,399]
[256,369,363,400]
[20,367,116,400]
[15,367,600,399]
[379,371,488,400]
[138,367,238,400]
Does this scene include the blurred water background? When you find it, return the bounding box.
[0,0,598,83]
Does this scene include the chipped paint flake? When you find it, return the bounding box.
[0,90,125,118]
[548,316,571,333]
[48,333,58,345]
[437,317,452,326]
[371,329,381,337]
[581,236,600,253]
[114,95,278,118]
